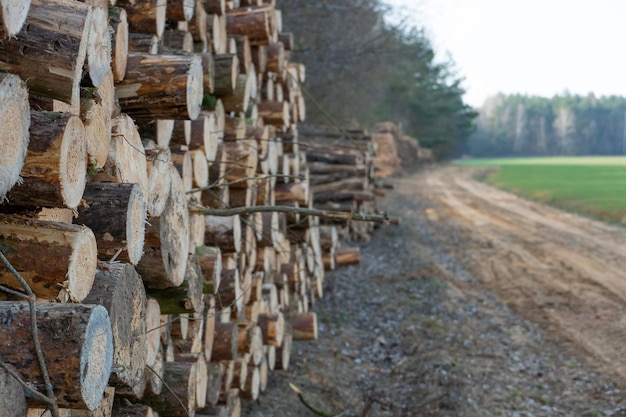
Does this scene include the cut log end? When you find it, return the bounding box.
[0,73,30,200]
[60,115,88,209]
[86,5,112,87]
[128,184,147,265]
[81,305,114,410]
[64,227,98,303]
[187,54,204,120]
[0,0,31,37]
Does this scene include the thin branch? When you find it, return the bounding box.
[146,364,191,417]
[0,250,60,417]
[190,205,390,225]
[0,360,53,406]
[187,174,302,194]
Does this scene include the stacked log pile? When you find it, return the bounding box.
[0,1,371,417]
[298,124,382,242]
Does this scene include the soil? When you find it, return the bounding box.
[242,165,626,417]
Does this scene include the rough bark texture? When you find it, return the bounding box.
[6,111,87,209]
[0,302,113,410]
[82,263,148,398]
[0,215,97,303]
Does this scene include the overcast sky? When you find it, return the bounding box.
[384,0,626,107]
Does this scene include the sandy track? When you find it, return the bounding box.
[402,166,626,378]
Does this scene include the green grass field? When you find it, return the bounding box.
[455,157,626,223]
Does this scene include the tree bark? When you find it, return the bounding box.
[91,114,149,197]
[0,0,92,105]
[5,111,87,209]
[109,6,129,82]
[137,166,190,289]
[0,302,113,410]
[211,322,238,361]
[0,215,97,303]
[226,5,275,45]
[146,255,204,314]
[119,0,166,39]
[76,182,146,265]
[144,146,172,217]
[127,32,159,54]
[204,215,241,253]
[213,54,239,97]
[116,53,203,120]
[257,100,289,129]
[82,263,147,398]
[257,312,284,347]
[166,0,195,22]
[140,361,196,417]
[0,73,30,201]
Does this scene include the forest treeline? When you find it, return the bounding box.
[468,93,626,157]
[277,0,477,158]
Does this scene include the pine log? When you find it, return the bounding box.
[109,6,129,82]
[191,111,220,162]
[143,346,164,396]
[82,4,111,87]
[220,360,234,392]
[167,0,195,21]
[212,322,238,361]
[204,214,241,253]
[137,166,190,289]
[92,114,149,196]
[274,181,309,205]
[213,53,239,97]
[83,263,147,398]
[145,297,162,368]
[76,182,146,265]
[0,73,30,200]
[335,246,360,266]
[197,246,222,293]
[170,119,191,146]
[232,35,251,74]
[200,52,216,95]
[141,361,196,417]
[80,92,112,170]
[241,365,259,400]
[231,357,248,390]
[144,146,172,217]
[226,5,275,45]
[289,311,317,341]
[207,14,227,54]
[146,255,204,314]
[204,362,224,407]
[275,331,291,370]
[0,302,113,410]
[0,215,97,302]
[257,100,289,129]
[188,1,207,51]
[220,73,252,113]
[216,268,242,314]
[117,53,203,120]
[0,0,92,105]
[203,295,216,360]
[71,384,114,417]
[127,32,159,54]
[26,409,72,417]
[120,0,166,39]
[266,41,284,74]
[0,367,26,417]
[5,111,86,209]
[257,312,284,347]
[161,28,194,53]
[0,0,31,37]
[223,114,246,140]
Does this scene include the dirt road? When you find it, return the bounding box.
[418,166,626,380]
[245,165,626,416]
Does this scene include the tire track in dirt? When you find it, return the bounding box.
[402,166,626,379]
